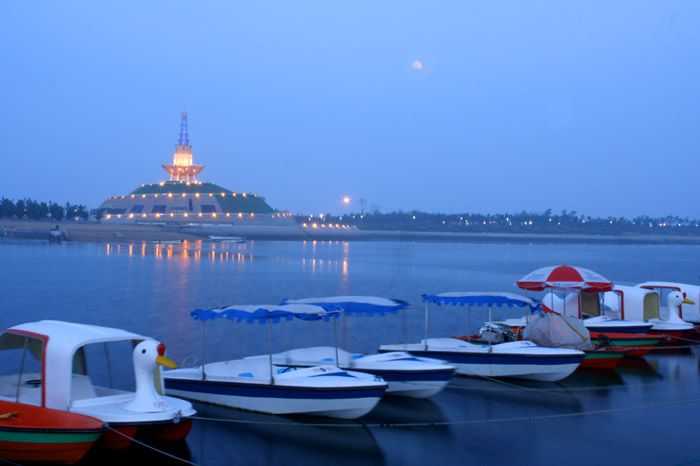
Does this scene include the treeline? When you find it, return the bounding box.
[310,209,700,236]
[0,198,89,221]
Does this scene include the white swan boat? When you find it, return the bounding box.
[637,282,700,325]
[277,296,455,398]
[602,285,698,340]
[163,304,388,419]
[378,293,584,382]
[0,320,195,449]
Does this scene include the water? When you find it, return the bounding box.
[2,238,700,466]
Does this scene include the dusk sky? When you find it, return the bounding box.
[2,2,699,216]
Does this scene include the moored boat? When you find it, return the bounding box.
[279,296,455,398]
[0,400,103,464]
[379,292,584,382]
[603,285,700,344]
[163,304,388,419]
[0,321,196,450]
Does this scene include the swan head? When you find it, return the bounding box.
[667,290,695,309]
[124,340,177,413]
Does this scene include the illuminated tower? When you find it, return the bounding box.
[162,112,204,183]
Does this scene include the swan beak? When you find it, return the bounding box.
[683,297,695,305]
[156,355,177,369]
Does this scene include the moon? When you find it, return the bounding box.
[411,59,425,71]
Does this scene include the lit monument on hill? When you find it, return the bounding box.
[98,113,293,225]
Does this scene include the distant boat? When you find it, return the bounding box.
[0,400,103,464]
[48,225,66,243]
[151,240,183,245]
[208,235,246,243]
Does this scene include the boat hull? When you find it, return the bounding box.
[355,368,454,398]
[379,349,583,382]
[580,351,625,369]
[100,418,193,449]
[648,327,700,345]
[0,401,103,464]
[0,433,100,464]
[164,378,386,419]
[585,324,654,334]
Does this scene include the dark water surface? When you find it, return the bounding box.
[2,239,700,466]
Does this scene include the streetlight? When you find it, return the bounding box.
[342,195,351,206]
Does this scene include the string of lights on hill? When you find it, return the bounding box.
[301,210,700,236]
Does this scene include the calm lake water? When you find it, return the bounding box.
[2,238,700,466]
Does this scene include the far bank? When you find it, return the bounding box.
[5,219,700,245]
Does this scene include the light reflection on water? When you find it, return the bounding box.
[3,239,700,466]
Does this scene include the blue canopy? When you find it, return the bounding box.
[422,292,539,311]
[282,296,409,315]
[191,303,337,324]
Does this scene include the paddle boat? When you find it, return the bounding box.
[0,400,103,464]
[637,282,700,324]
[163,304,388,419]
[637,281,700,329]
[604,285,699,343]
[378,292,585,382]
[274,296,456,399]
[515,265,642,369]
[0,321,195,449]
[538,290,663,357]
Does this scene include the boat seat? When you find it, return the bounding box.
[70,374,98,401]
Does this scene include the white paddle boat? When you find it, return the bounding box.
[276,296,455,399]
[379,293,584,382]
[163,304,388,419]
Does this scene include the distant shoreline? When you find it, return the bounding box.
[3,219,700,245]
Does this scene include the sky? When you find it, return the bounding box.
[1,1,699,217]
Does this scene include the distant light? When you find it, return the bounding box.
[411,59,425,71]
[342,195,351,206]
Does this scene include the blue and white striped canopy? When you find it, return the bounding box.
[282,296,409,315]
[191,303,336,323]
[422,292,538,311]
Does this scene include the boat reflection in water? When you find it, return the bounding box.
[102,240,352,276]
[190,403,386,466]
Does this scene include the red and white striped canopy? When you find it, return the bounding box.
[516,265,613,292]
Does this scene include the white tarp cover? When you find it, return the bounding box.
[523,313,593,350]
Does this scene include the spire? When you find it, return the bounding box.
[178,112,190,147]
[164,112,203,183]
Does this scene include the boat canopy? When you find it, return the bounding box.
[603,285,660,321]
[282,296,409,315]
[422,292,539,311]
[5,321,147,411]
[517,265,613,292]
[191,303,336,323]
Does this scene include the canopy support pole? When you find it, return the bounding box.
[424,302,429,350]
[201,323,207,381]
[15,337,28,403]
[104,343,113,388]
[267,320,274,385]
[488,306,493,353]
[333,315,341,368]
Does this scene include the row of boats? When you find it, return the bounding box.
[1,264,698,463]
